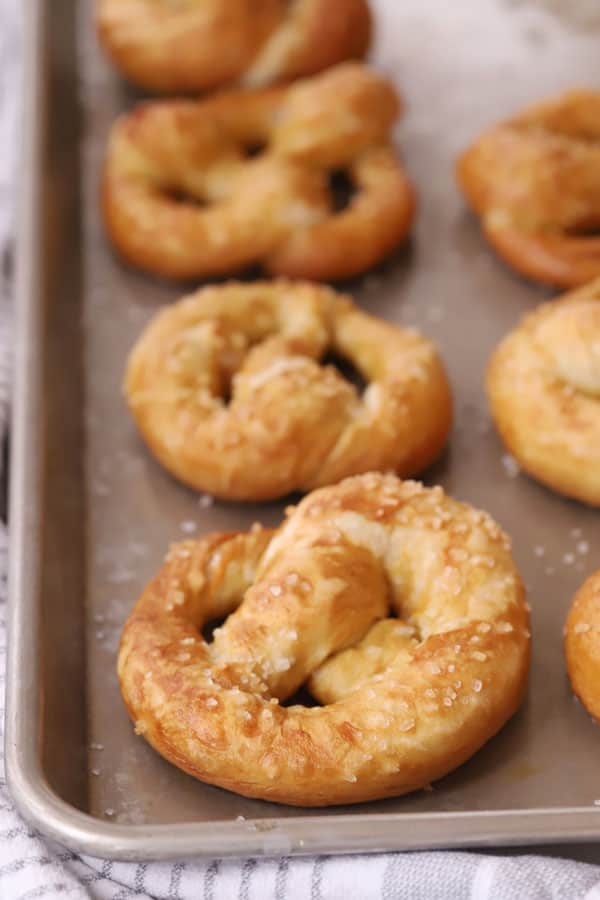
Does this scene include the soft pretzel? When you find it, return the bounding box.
[96,0,372,94]
[487,279,600,505]
[118,473,530,807]
[565,571,600,723]
[124,281,452,500]
[102,64,416,282]
[458,90,600,287]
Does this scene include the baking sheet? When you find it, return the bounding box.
[6,0,600,860]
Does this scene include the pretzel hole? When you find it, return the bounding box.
[163,187,204,208]
[244,143,268,159]
[281,684,322,709]
[201,613,229,644]
[321,351,367,395]
[564,221,600,238]
[328,170,357,214]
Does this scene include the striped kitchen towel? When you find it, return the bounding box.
[2,0,600,897]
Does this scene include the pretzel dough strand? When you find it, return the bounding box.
[119,473,530,806]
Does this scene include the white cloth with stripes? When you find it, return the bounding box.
[3,1,600,897]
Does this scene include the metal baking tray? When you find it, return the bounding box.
[6,0,600,861]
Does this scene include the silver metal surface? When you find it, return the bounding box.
[6,0,600,861]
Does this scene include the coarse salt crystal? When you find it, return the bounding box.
[501,454,520,478]
[471,651,487,662]
[180,521,197,534]
[574,623,591,634]
[563,553,576,565]
[472,679,483,693]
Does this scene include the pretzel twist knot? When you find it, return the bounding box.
[102,64,416,281]
[458,90,600,287]
[118,473,530,806]
[124,282,451,500]
[97,0,372,93]
[487,279,600,505]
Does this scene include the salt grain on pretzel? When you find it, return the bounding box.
[97,0,372,94]
[102,63,416,281]
[124,281,452,500]
[565,571,600,722]
[457,90,600,287]
[118,473,530,806]
[487,279,600,506]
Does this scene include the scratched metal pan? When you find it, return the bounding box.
[6,0,600,861]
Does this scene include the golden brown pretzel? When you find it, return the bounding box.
[487,279,600,505]
[565,571,600,723]
[457,90,600,287]
[102,64,416,281]
[124,281,452,500]
[118,473,530,806]
[97,0,372,94]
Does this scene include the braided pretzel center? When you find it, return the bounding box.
[537,299,600,396]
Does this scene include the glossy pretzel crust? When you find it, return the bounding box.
[118,474,530,806]
[124,281,452,500]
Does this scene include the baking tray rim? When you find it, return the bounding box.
[6,0,600,861]
[9,757,600,861]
